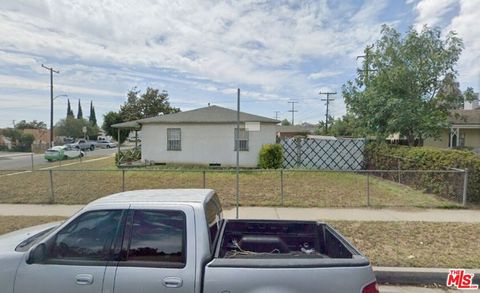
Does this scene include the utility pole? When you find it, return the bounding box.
[319,92,336,133]
[235,88,240,219]
[356,44,377,86]
[42,64,59,147]
[274,111,280,120]
[288,101,298,125]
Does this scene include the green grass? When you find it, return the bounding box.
[0,157,458,208]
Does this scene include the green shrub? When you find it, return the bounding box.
[258,144,283,169]
[366,142,480,203]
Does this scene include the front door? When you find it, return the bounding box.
[110,205,196,293]
[15,209,126,293]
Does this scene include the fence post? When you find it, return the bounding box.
[397,159,401,184]
[31,153,34,171]
[462,168,468,207]
[366,172,370,207]
[122,170,125,192]
[202,171,206,188]
[49,170,55,204]
[280,169,284,206]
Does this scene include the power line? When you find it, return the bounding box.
[319,92,336,132]
[288,100,298,125]
[41,64,59,147]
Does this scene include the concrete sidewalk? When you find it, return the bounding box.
[1,204,480,222]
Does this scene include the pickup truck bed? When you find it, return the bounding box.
[204,219,376,293]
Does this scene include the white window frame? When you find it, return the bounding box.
[234,128,249,151]
[167,128,181,151]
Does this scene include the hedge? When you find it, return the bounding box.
[365,143,480,203]
[258,144,283,169]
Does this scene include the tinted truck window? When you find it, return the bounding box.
[50,210,123,261]
[127,210,186,267]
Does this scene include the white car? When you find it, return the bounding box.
[95,140,117,149]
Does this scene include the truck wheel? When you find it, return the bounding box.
[90,145,95,151]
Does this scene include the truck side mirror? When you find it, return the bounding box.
[26,243,47,264]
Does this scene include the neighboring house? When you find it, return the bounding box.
[276,125,316,138]
[113,105,279,167]
[424,109,480,149]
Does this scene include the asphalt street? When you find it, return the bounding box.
[0,148,117,170]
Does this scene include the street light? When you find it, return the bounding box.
[51,94,68,147]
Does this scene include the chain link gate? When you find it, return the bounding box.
[280,138,365,170]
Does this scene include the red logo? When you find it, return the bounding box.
[447,269,478,290]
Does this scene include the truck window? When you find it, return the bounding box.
[48,210,123,262]
[205,193,223,251]
[125,210,186,268]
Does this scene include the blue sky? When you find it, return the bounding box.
[0,0,478,128]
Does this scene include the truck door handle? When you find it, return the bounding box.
[75,274,94,285]
[162,277,183,288]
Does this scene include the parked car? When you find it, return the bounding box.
[0,189,378,293]
[68,139,96,151]
[95,140,117,149]
[127,137,141,142]
[44,145,84,161]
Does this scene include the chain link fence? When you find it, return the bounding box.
[0,168,468,208]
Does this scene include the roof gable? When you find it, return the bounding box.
[137,105,279,124]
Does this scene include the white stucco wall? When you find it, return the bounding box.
[140,123,277,167]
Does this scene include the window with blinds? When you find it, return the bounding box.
[234,128,249,151]
[167,128,181,151]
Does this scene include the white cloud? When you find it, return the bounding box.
[447,0,480,89]
[413,0,458,29]
[0,0,394,126]
[308,71,343,80]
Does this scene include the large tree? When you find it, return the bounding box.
[89,101,97,126]
[102,111,130,143]
[77,100,83,119]
[66,99,74,118]
[120,87,180,121]
[14,120,47,130]
[343,25,467,146]
[55,117,99,139]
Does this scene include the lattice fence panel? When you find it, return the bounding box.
[280,138,365,170]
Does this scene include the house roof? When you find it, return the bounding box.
[450,109,480,125]
[111,121,141,129]
[276,125,316,133]
[112,105,279,128]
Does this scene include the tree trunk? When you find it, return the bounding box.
[406,133,415,146]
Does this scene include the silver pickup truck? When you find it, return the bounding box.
[0,189,378,293]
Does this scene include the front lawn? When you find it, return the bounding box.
[0,157,457,208]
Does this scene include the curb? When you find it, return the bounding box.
[374,267,480,285]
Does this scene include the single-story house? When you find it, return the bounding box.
[113,105,280,167]
[424,109,480,149]
[276,125,316,138]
